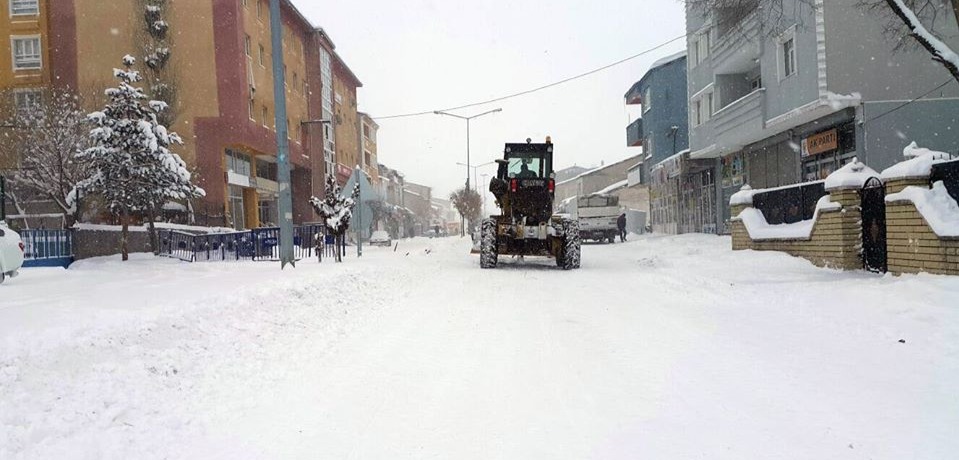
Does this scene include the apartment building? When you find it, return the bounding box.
[625,51,717,234]
[360,112,379,184]
[1,0,368,230]
[686,0,959,232]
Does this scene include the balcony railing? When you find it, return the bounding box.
[709,88,765,152]
[627,118,643,147]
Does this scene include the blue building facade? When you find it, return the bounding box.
[626,51,719,234]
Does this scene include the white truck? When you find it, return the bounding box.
[556,194,621,244]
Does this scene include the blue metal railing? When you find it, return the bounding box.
[19,229,74,267]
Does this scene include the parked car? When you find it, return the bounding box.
[369,230,392,247]
[0,224,25,284]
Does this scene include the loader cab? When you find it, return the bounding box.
[497,140,554,183]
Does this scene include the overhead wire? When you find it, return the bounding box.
[372,34,688,121]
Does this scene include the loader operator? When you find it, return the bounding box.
[517,163,537,178]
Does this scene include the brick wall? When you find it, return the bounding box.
[731,187,863,270]
[885,178,959,275]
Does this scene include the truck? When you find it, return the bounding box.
[556,194,622,244]
[480,138,581,270]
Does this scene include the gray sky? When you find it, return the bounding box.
[296,0,687,198]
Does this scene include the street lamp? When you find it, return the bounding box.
[434,108,502,236]
[455,160,497,192]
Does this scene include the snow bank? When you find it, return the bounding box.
[824,158,880,190]
[73,222,236,234]
[881,142,953,180]
[886,181,959,237]
[734,196,841,240]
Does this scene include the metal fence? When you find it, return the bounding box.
[19,229,74,267]
[931,159,959,203]
[752,181,827,225]
[158,224,328,263]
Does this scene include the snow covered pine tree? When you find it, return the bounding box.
[78,55,204,261]
[310,175,360,263]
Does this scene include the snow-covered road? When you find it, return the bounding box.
[2,235,957,459]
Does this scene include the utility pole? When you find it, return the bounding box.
[269,0,294,268]
[434,108,502,236]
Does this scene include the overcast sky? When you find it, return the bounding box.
[296,0,687,198]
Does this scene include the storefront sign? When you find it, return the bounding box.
[803,129,838,157]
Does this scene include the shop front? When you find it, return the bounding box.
[650,151,718,235]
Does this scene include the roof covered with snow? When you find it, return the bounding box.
[593,180,629,196]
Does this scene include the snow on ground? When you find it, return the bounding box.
[1,235,958,459]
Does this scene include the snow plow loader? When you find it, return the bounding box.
[480,138,581,270]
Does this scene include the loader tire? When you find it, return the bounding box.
[480,218,498,269]
[560,219,581,270]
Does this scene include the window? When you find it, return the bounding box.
[779,26,797,80]
[697,29,710,65]
[751,75,763,90]
[10,0,39,16]
[643,87,652,113]
[256,0,263,19]
[783,37,796,77]
[242,0,248,7]
[292,72,298,92]
[692,99,702,126]
[226,150,252,176]
[689,38,699,68]
[13,89,41,112]
[248,98,255,120]
[244,35,251,57]
[262,106,268,127]
[12,36,41,70]
[706,92,715,118]
[258,44,265,67]
[646,136,654,159]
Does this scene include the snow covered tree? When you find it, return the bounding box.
[310,175,360,262]
[0,88,92,225]
[138,0,180,128]
[77,55,203,261]
[684,1,959,83]
[450,187,482,236]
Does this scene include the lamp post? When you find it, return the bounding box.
[268,0,294,269]
[434,108,501,236]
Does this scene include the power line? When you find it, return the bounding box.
[863,78,955,124]
[372,34,688,121]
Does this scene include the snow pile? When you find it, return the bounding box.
[824,158,880,190]
[886,181,959,237]
[735,196,841,240]
[881,142,952,180]
[729,185,755,206]
[73,222,236,234]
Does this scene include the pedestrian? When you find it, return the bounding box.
[617,212,627,242]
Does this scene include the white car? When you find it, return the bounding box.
[0,224,25,284]
[369,230,392,247]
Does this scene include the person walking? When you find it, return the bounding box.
[617,212,627,242]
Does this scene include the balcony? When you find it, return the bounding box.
[711,12,761,75]
[710,88,765,154]
[626,118,644,147]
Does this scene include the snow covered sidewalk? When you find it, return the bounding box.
[1,235,958,459]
